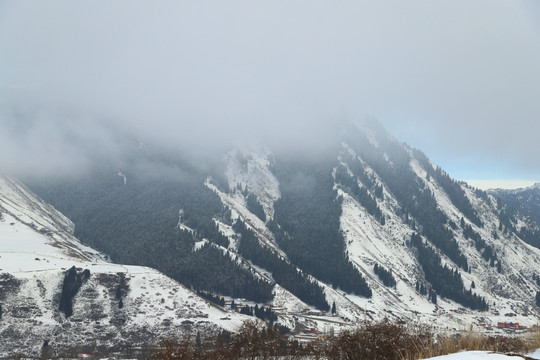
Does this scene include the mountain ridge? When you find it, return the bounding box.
[488,184,540,246]
[10,120,540,352]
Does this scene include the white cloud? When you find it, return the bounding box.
[0,0,539,179]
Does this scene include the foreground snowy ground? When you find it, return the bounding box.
[424,349,540,359]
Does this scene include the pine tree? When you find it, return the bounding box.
[427,289,437,304]
[41,340,53,359]
[196,331,201,348]
[331,301,336,314]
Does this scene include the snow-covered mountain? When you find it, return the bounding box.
[0,175,249,357]
[17,120,540,352]
[489,183,540,233]
[210,123,540,329]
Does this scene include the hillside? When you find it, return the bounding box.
[22,120,540,340]
[0,175,249,357]
[490,184,540,247]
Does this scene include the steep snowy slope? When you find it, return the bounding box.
[211,121,540,332]
[21,120,540,340]
[0,175,249,357]
[205,178,367,331]
[332,135,540,330]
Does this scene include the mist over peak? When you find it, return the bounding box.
[1,1,539,180]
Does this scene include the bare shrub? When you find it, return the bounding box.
[323,319,433,360]
[148,319,539,360]
[150,335,199,360]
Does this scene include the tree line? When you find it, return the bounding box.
[410,233,488,311]
[344,127,469,271]
[270,154,372,298]
[234,219,330,310]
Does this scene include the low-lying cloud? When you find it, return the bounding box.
[1,1,539,179]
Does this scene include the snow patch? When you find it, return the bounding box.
[422,351,537,360]
[225,147,280,220]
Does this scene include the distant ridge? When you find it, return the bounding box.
[465,179,538,191]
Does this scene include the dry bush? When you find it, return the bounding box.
[225,320,308,360]
[149,320,539,360]
[323,320,535,360]
[151,335,201,360]
[151,320,292,360]
[323,319,433,360]
[526,327,540,351]
[486,335,529,354]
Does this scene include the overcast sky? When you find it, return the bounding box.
[1,1,539,188]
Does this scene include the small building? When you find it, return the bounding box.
[497,322,519,330]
